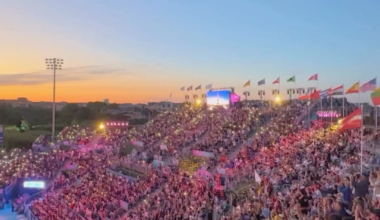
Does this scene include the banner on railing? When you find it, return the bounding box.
[131,140,144,147]
[119,200,128,211]
[192,150,214,158]
[193,169,213,179]
[160,144,167,150]
[107,169,137,182]
[152,159,164,168]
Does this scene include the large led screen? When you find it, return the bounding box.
[207,90,230,108]
[23,181,46,189]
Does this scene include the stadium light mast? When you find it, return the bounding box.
[46,58,63,143]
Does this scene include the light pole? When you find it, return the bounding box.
[46,58,63,143]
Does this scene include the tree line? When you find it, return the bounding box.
[0,102,151,130]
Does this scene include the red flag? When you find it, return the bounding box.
[310,90,320,99]
[297,94,310,100]
[339,108,362,131]
[273,77,280,84]
[308,73,318,81]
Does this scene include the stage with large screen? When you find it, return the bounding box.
[207,90,230,109]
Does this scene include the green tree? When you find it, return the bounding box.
[74,107,93,122]
[0,104,22,125]
[87,102,107,115]
[107,103,120,109]
[58,103,79,124]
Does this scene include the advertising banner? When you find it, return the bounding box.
[193,170,213,179]
[119,200,128,211]
[131,140,144,147]
[152,159,164,168]
[160,145,167,150]
[192,150,214,158]
[0,125,3,147]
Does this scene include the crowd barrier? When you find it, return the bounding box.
[4,182,15,203]
[25,205,39,220]
[107,168,137,182]
[193,150,214,158]
[120,161,152,175]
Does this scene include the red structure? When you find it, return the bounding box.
[105,121,129,127]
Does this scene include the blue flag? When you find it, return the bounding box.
[258,79,265,86]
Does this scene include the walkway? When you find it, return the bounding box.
[0,203,22,220]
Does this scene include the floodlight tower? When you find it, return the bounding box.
[46,58,63,142]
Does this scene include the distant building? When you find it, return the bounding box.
[17,97,29,108]
[0,98,30,108]
[30,102,67,111]
[147,101,175,113]
[104,99,109,104]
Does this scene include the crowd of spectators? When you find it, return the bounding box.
[210,105,380,220]
[6,100,380,220]
[56,125,96,146]
[0,149,67,188]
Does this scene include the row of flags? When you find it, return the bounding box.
[300,77,378,132]
[243,74,313,87]
[298,77,377,100]
[180,84,212,91]
[242,74,377,94]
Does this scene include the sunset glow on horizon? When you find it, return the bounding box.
[1,1,379,104]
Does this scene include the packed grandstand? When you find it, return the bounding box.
[1,100,379,220]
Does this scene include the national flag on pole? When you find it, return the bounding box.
[298,90,321,100]
[187,86,193,91]
[195,85,201,90]
[308,73,318,81]
[273,77,280,84]
[328,85,344,96]
[320,88,331,98]
[310,90,321,99]
[297,94,309,100]
[258,79,265,86]
[243,80,250,87]
[345,82,359,94]
[287,76,295,82]
[339,107,362,131]
[360,78,377,92]
[180,86,185,91]
[205,84,212,90]
[371,88,380,106]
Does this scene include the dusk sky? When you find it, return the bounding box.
[1,0,379,103]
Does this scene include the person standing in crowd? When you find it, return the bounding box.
[352,173,369,199]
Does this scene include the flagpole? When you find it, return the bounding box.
[249,83,251,101]
[308,88,311,125]
[317,80,322,111]
[192,86,194,104]
[361,104,363,173]
[294,78,297,102]
[376,106,378,131]
[343,92,345,117]
[330,95,333,124]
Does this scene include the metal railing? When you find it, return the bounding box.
[107,168,137,182]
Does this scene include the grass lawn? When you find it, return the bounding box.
[179,156,207,174]
[3,129,51,150]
